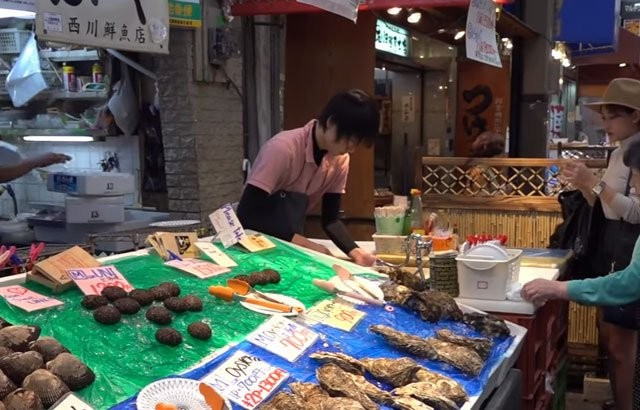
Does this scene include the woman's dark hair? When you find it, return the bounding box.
[623,139,640,171]
[318,89,380,148]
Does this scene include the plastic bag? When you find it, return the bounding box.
[6,33,47,107]
[108,63,139,136]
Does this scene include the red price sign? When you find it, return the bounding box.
[247,316,319,362]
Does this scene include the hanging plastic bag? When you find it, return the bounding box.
[107,62,139,136]
[6,33,47,107]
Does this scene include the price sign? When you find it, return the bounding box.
[165,258,230,279]
[202,351,289,410]
[239,234,276,253]
[305,300,365,332]
[0,286,63,312]
[246,316,318,362]
[66,266,134,296]
[50,393,94,410]
[209,204,247,248]
[195,242,237,267]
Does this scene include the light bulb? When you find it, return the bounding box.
[407,11,422,24]
[562,58,571,67]
[620,63,628,67]
[454,30,465,40]
[387,7,402,15]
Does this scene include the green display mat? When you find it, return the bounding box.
[0,239,339,409]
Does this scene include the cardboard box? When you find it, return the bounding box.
[27,246,100,293]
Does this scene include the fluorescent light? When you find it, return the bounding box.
[454,30,465,40]
[0,8,35,19]
[620,63,628,67]
[23,135,94,142]
[437,28,446,34]
[407,11,422,24]
[387,7,402,15]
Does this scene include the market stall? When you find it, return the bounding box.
[0,230,526,410]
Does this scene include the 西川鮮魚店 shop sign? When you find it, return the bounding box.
[36,0,169,54]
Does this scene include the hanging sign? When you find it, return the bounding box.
[36,0,169,54]
[554,0,619,45]
[295,0,358,22]
[169,0,201,28]
[0,0,35,12]
[375,19,409,57]
[465,0,502,68]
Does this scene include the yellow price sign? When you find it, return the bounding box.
[239,234,276,253]
[306,300,365,332]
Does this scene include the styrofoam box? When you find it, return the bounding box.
[65,196,125,224]
[47,172,135,196]
[372,233,430,255]
[456,249,523,301]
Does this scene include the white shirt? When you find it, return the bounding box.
[602,132,640,222]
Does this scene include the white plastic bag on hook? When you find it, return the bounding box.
[6,33,47,107]
[108,63,139,136]
[296,0,359,22]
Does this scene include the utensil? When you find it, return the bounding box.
[199,382,225,410]
[312,279,385,306]
[226,279,283,304]
[332,264,380,300]
[208,286,302,314]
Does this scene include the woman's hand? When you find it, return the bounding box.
[349,248,376,267]
[521,279,569,304]
[561,160,598,190]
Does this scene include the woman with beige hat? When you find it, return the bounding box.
[523,77,640,410]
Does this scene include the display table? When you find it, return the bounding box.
[0,237,526,409]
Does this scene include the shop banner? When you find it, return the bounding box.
[36,0,169,54]
[554,0,619,45]
[465,0,502,68]
[169,0,201,28]
[0,0,35,12]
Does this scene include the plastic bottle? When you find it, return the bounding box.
[62,64,76,92]
[408,188,425,234]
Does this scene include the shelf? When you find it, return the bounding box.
[0,128,95,137]
[0,90,107,102]
[40,49,99,62]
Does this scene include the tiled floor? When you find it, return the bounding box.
[566,392,606,410]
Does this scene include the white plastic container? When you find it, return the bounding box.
[47,172,135,196]
[456,246,522,300]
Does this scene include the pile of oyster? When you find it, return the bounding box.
[0,321,95,409]
[260,351,470,410]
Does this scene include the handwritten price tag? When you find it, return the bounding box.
[0,286,63,312]
[209,204,247,248]
[66,266,134,296]
[246,316,318,362]
[165,258,230,279]
[305,300,365,332]
[202,351,289,410]
[50,393,94,410]
[195,242,238,267]
[239,234,276,253]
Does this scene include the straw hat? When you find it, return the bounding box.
[586,78,640,112]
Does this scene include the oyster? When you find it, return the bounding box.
[0,326,41,352]
[259,391,305,410]
[22,369,70,408]
[29,337,69,363]
[3,388,43,410]
[0,319,11,330]
[0,369,16,400]
[0,348,12,361]
[309,351,365,375]
[381,283,414,305]
[390,396,435,410]
[0,351,44,385]
[380,284,462,323]
[413,370,467,405]
[435,329,492,360]
[289,382,329,408]
[462,313,510,338]
[342,372,393,405]
[320,397,367,410]
[316,364,378,410]
[46,353,95,391]
[369,326,437,359]
[387,268,428,292]
[393,383,458,410]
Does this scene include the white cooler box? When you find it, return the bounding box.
[456,245,522,300]
[48,172,134,196]
[65,196,125,224]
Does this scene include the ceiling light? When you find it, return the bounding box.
[387,7,402,15]
[23,135,95,142]
[437,28,446,34]
[411,36,418,41]
[419,55,425,59]
[407,10,422,24]
[454,30,465,40]
[448,46,454,50]
[620,63,628,67]
[559,78,564,87]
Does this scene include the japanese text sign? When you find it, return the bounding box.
[246,316,319,362]
[466,0,502,67]
[202,351,289,410]
[36,0,169,54]
[194,242,238,267]
[239,234,276,253]
[169,0,201,28]
[305,300,365,331]
[0,285,63,312]
[210,204,247,248]
[66,265,134,295]
[165,258,230,279]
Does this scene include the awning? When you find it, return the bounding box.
[230,0,514,16]
[572,28,640,66]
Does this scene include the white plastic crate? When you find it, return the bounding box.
[456,248,522,300]
[0,29,31,54]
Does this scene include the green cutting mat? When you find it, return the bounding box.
[0,239,338,408]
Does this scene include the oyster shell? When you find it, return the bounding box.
[0,326,41,352]
[435,329,492,360]
[0,319,11,330]
[380,284,462,323]
[421,338,483,376]
[381,283,414,305]
[387,268,428,292]
[316,364,378,410]
[390,396,434,410]
[289,382,328,410]
[392,383,458,410]
[3,388,43,410]
[259,391,305,410]
[0,348,12,361]
[462,313,510,338]
[29,337,69,363]
[320,397,367,410]
[22,369,70,408]
[343,372,393,405]
[369,326,437,359]
[46,353,95,391]
[0,369,16,400]
[0,351,44,385]
[309,351,365,375]
[413,370,467,405]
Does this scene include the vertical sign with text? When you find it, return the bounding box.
[465,0,502,68]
